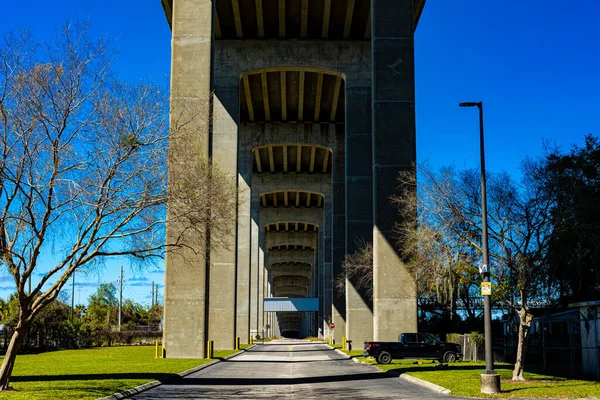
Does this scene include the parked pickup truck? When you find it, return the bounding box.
[364,333,462,364]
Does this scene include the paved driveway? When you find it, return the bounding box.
[132,339,466,399]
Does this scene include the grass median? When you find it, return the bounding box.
[330,344,600,398]
[0,346,239,399]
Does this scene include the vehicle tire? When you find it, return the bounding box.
[377,351,392,364]
[442,351,457,363]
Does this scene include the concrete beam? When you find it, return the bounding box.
[271,263,312,279]
[274,286,308,297]
[266,249,315,268]
[214,41,371,87]
[265,231,317,250]
[253,174,332,201]
[244,123,335,150]
[260,207,323,229]
[273,276,310,288]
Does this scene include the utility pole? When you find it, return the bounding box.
[118,266,123,332]
[151,282,154,307]
[71,271,75,322]
[155,285,159,306]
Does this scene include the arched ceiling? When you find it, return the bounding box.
[253,144,332,174]
[269,244,314,251]
[261,190,324,208]
[241,70,344,124]
[162,0,426,39]
[265,221,318,232]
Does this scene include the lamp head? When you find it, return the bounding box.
[459,101,482,108]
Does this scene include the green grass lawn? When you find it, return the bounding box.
[0,346,239,399]
[361,357,600,398]
[329,344,600,398]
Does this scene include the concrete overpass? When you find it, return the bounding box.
[162,0,424,356]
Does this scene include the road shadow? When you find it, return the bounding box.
[378,363,484,375]
[11,373,180,383]
[166,371,391,386]
[223,359,348,364]
[250,349,334,353]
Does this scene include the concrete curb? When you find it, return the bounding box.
[399,374,452,394]
[97,345,257,400]
[332,348,352,359]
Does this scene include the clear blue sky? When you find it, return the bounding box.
[1,0,598,305]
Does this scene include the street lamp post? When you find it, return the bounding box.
[459,101,501,394]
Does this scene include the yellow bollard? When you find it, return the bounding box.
[342,336,346,350]
[236,337,240,350]
[206,340,214,359]
[155,340,159,358]
[250,335,253,345]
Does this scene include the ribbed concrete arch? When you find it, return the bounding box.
[271,263,312,279]
[244,66,343,79]
[265,232,317,250]
[240,68,345,124]
[267,249,314,268]
[265,221,319,233]
[254,174,331,202]
[261,207,322,229]
[260,190,324,208]
[162,0,425,39]
[253,144,332,174]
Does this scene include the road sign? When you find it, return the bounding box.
[329,322,335,329]
[481,282,492,296]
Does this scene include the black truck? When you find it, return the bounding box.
[364,333,462,364]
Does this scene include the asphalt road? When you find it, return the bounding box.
[131,339,468,399]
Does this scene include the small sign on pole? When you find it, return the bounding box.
[481,282,492,296]
[329,322,335,329]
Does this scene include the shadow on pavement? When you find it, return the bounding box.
[11,373,180,383]
[249,349,334,353]
[223,359,348,364]
[164,371,391,386]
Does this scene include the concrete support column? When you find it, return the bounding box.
[209,78,239,350]
[324,188,334,341]
[371,0,418,341]
[345,85,374,345]
[258,231,265,338]
[332,125,347,341]
[250,199,260,338]
[163,0,212,358]
[312,249,319,337]
[236,129,252,345]
[318,229,324,338]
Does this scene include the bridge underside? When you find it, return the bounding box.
[162,0,422,356]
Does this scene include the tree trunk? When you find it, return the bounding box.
[512,309,533,381]
[0,323,29,390]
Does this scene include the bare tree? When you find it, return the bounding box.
[395,163,554,381]
[334,240,373,300]
[395,166,482,322]
[0,24,236,390]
